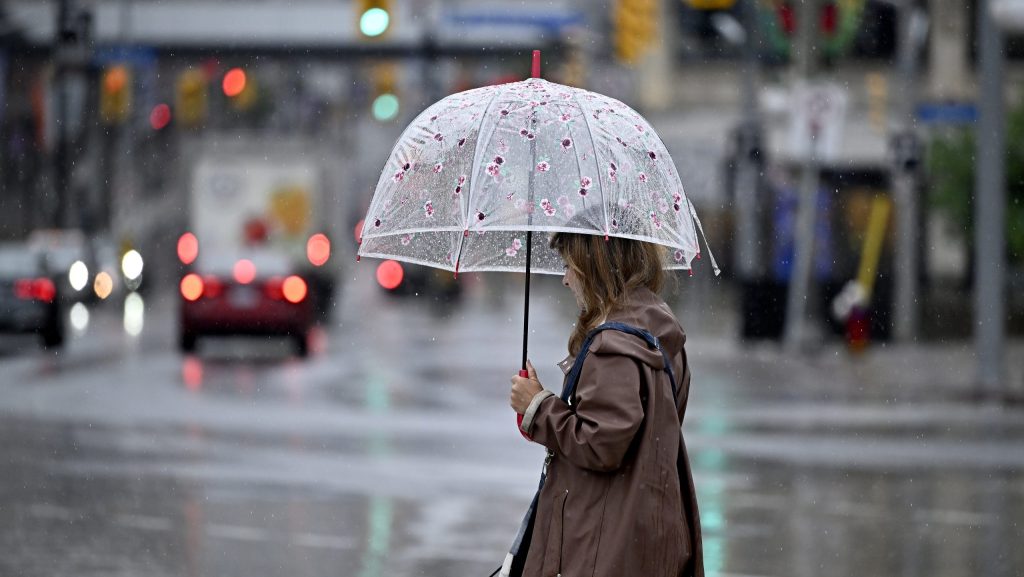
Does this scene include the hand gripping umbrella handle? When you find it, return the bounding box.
[517,369,532,441]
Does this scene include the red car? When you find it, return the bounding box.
[179,252,313,356]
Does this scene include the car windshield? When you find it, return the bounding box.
[0,247,42,277]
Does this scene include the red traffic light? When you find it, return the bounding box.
[150,103,172,130]
[223,68,247,97]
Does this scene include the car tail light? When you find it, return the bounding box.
[233,259,256,284]
[15,278,56,303]
[203,276,224,299]
[178,232,199,265]
[264,276,284,300]
[377,260,404,290]
[307,233,331,266]
[282,275,307,303]
[180,273,204,301]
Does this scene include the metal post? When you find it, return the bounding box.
[975,0,1007,398]
[637,0,673,112]
[783,0,820,351]
[892,4,926,342]
[54,0,72,229]
[733,0,763,281]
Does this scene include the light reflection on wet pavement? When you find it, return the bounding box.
[1,270,1023,577]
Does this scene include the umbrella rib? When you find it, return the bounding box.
[453,83,512,272]
[687,200,721,276]
[571,89,609,237]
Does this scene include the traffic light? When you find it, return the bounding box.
[176,70,207,128]
[222,68,247,98]
[149,103,172,131]
[371,63,399,122]
[222,67,258,111]
[613,0,657,65]
[357,0,391,38]
[100,65,131,125]
[865,72,888,133]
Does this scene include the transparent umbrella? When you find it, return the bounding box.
[358,52,719,370]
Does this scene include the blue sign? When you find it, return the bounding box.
[94,46,158,67]
[915,103,978,125]
[443,10,585,33]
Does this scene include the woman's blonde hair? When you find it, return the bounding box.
[550,232,665,355]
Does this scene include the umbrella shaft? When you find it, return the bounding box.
[522,230,532,372]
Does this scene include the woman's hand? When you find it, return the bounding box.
[510,360,544,414]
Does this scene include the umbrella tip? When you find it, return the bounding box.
[356,255,361,262]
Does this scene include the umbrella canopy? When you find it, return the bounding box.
[358,77,718,276]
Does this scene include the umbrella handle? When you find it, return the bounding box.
[517,369,532,441]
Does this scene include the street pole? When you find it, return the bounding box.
[783,0,820,352]
[975,0,1007,398]
[732,0,764,282]
[892,4,926,342]
[637,0,673,112]
[54,0,72,229]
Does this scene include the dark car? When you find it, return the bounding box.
[0,245,64,348]
[179,251,313,356]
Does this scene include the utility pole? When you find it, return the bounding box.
[53,0,91,230]
[54,0,73,229]
[727,0,764,282]
[892,3,927,342]
[636,0,674,112]
[783,0,821,351]
[975,0,1007,398]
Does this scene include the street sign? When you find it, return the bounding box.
[787,82,848,162]
[915,103,977,125]
[94,46,157,67]
[441,10,585,33]
[992,0,1024,32]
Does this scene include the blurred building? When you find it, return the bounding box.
[0,0,1019,337]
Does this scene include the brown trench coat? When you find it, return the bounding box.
[519,288,703,577]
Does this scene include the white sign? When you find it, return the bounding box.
[787,82,849,162]
[992,0,1024,32]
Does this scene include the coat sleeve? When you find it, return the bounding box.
[526,352,645,472]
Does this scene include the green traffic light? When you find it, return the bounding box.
[373,93,399,121]
[360,7,390,37]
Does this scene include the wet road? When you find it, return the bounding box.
[1,269,1023,577]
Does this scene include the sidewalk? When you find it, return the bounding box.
[668,280,1024,404]
[698,337,1024,403]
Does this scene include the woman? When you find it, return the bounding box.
[509,232,703,577]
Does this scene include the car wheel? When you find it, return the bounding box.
[41,324,64,349]
[294,333,309,358]
[180,332,197,353]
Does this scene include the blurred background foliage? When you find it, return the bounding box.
[928,98,1024,265]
